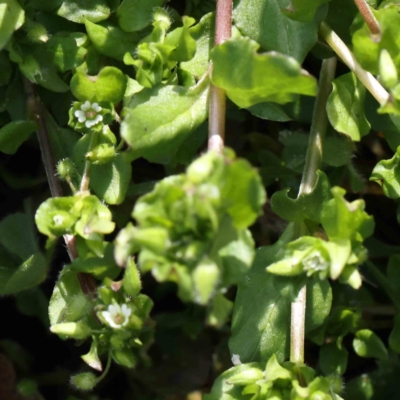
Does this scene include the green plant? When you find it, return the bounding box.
[2,0,400,399]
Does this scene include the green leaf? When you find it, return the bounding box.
[0,253,48,295]
[0,121,38,155]
[353,329,388,360]
[207,294,233,328]
[370,146,400,198]
[352,5,400,76]
[28,0,63,11]
[323,135,355,167]
[247,102,292,122]
[71,66,128,103]
[57,0,110,24]
[164,16,196,62]
[319,343,348,375]
[47,34,86,72]
[0,51,12,86]
[211,37,317,108]
[117,0,165,32]
[49,266,91,325]
[232,0,327,62]
[389,314,400,353]
[327,72,371,141]
[85,20,139,61]
[282,0,331,23]
[89,154,132,205]
[321,187,374,242]
[0,213,39,261]
[0,0,24,50]
[123,257,142,297]
[203,363,264,400]
[122,76,210,164]
[229,246,331,363]
[271,170,331,223]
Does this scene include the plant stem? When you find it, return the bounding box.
[80,132,98,192]
[208,0,233,153]
[365,261,400,311]
[354,0,380,35]
[23,78,97,299]
[96,351,112,384]
[291,58,337,365]
[319,22,389,105]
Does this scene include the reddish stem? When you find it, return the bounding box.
[24,78,97,300]
[354,0,380,35]
[208,0,233,153]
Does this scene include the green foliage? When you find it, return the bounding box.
[211,37,317,108]
[232,0,327,62]
[204,354,342,400]
[327,72,371,141]
[2,0,400,397]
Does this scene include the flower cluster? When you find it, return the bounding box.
[69,100,114,133]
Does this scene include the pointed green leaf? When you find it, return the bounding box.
[57,0,110,24]
[49,266,91,324]
[90,154,132,205]
[0,253,47,295]
[71,67,127,103]
[0,121,38,155]
[0,213,39,261]
[327,72,371,141]
[0,0,24,50]
[85,20,139,61]
[164,16,196,62]
[117,0,165,32]
[121,76,210,164]
[370,146,400,198]
[271,170,331,223]
[233,0,327,62]
[353,329,388,361]
[211,37,317,109]
[282,0,331,23]
[123,257,142,298]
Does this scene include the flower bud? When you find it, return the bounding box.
[227,368,264,386]
[187,152,215,183]
[112,349,137,368]
[153,7,172,31]
[50,321,91,340]
[86,143,116,165]
[57,158,76,180]
[193,259,220,305]
[379,49,398,88]
[27,22,49,43]
[70,372,97,391]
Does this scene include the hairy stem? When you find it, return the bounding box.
[291,58,337,365]
[80,133,97,192]
[208,0,232,153]
[354,0,380,35]
[319,22,389,105]
[24,78,97,299]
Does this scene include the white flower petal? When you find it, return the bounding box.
[74,110,86,123]
[108,304,119,316]
[121,304,132,318]
[231,354,242,366]
[93,114,103,124]
[85,120,92,128]
[81,100,91,111]
[101,311,122,329]
[92,103,102,112]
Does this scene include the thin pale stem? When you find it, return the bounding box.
[354,0,380,35]
[24,78,97,300]
[291,58,337,365]
[80,133,97,192]
[319,22,389,105]
[208,0,232,153]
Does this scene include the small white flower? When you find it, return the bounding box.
[74,101,103,128]
[101,303,132,329]
[231,354,242,366]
